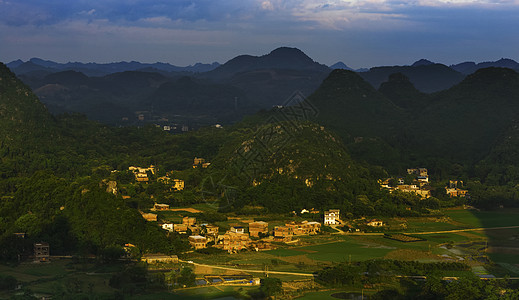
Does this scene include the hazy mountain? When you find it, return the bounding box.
[308,69,402,139]
[31,70,170,123]
[378,72,428,109]
[203,47,330,80]
[359,63,465,93]
[286,66,519,174]
[330,61,354,70]
[451,58,519,75]
[146,76,256,122]
[411,59,435,67]
[8,58,221,77]
[411,67,519,161]
[6,59,24,69]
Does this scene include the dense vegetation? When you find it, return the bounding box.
[317,259,519,299]
[3,54,519,264]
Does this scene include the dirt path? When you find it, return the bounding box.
[167,208,202,213]
[410,225,519,235]
[180,260,315,277]
[342,225,519,236]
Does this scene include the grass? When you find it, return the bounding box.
[266,248,308,257]
[264,238,395,263]
[496,263,519,275]
[488,253,519,264]
[0,261,70,281]
[167,285,257,300]
[297,288,377,300]
[420,233,473,244]
[446,208,519,228]
[444,209,483,228]
[472,210,519,228]
[0,259,120,298]
[405,219,458,232]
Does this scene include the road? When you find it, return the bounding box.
[342,225,519,236]
[179,260,315,277]
[409,225,519,235]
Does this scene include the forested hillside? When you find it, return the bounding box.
[3,59,519,260]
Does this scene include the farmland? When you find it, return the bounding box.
[2,207,519,299]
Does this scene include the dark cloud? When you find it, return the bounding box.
[0,0,259,26]
[1,0,518,67]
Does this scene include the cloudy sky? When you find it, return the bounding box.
[1,0,518,68]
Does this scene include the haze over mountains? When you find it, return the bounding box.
[5,47,519,127]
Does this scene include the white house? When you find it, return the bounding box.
[324,209,340,225]
[230,226,245,234]
[162,223,174,232]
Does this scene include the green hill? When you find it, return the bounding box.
[308,69,402,140]
[408,67,519,164]
[378,72,429,109]
[206,119,390,213]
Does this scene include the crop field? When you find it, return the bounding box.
[446,208,519,228]
[385,234,425,242]
[404,219,459,232]
[0,259,119,298]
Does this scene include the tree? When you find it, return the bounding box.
[260,277,282,298]
[177,267,196,287]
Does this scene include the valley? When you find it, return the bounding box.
[2,48,519,299]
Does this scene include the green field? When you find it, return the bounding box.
[404,219,458,232]
[446,208,519,228]
[0,259,121,298]
[297,289,376,300]
[134,286,256,300]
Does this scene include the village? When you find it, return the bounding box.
[105,162,474,262]
[27,161,475,268]
[379,167,468,199]
[8,159,519,299]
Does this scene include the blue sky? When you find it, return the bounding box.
[1,0,518,69]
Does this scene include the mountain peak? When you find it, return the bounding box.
[412,59,435,67]
[462,67,519,86]
[206,47,329,79]
[262,47,318,66]
[330,62,353,70]
[266,47,309,58]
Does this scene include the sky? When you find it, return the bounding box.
[1,0,519,69]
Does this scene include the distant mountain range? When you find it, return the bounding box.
[4,48,519,126]
[450,58,519,75]
[6,58,221,77]
[6,47,333,125]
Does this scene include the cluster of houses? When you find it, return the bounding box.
[380,168,469,199]
[193,157,211,169]
[127,157,210,188]
[161,218,272,253]
[445,180,468,198]
[153,213,334,253]
[323,209,384,231]
[128,165,186,191]
[379,168,432,199]
[129,165,156,182]
[143,209,387,253]
[273,221,321,241]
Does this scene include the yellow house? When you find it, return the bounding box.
[141,254,178,264]
[173,179,185,191]
[141,213,157,222]
[189,235,208,250]
[249,221,269,237]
